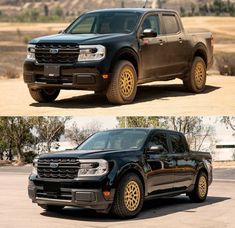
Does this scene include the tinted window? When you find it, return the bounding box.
[77,130,147,151]
[67,12,140,34]
[149,133,168,152]
[163,15,179,34]
[169,134,186,153]
[141,15,160,34]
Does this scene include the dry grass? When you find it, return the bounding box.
[3,66,20,79]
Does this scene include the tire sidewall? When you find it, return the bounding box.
[114,173,144,218]
[196,172,208,201]
[109,61,137,104]
[190,57,207,93]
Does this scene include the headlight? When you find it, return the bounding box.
[27,44,36,60]
[78,45,106,62]
[77,159,108,177]
[31,157,38,175]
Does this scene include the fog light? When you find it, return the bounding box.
[102,74,109,79]
[103,191,111,197]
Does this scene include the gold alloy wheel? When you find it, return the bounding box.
[194,62,205,88]
[119,66,135,98]
[124,180,141,212]
[198,175,207,198]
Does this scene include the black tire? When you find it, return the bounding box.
[106,60,137,105]
[183,57,207,93]
[29,87,60,103]
[111,173,144,218]
[39,204,64,212]
[188,171,208,203]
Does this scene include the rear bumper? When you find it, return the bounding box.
[28,180,115,211]
[23,60,109,91]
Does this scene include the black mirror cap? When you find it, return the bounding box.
[148,145,164,153]
[58,30,64,34]
[141,29,158,38]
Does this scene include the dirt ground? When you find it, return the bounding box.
[0,75,234,116]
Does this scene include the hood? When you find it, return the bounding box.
[39,148,139,160]
[30,33,130,45]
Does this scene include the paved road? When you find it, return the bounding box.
[0,76,235,116]
[0,170,235,228]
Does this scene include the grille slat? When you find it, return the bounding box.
[35,43,79,64]
[37,158,79,179]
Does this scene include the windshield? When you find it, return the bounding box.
[66,12,141,34]
[77,130,148,151]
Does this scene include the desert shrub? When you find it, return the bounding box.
[215,53,235,76]
[3,67,20,79]
[23,151,37,164]
[23,35,31,44]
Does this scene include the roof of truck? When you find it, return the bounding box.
[101,128,183,135]
[87,8,178,14]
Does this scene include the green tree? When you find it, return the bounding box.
[117,116,161,128]
[0,117,34,161]
[33,117,70,153]
[65,120,102,146]
[162,117,215,151]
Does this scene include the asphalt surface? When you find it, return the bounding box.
[0,171,235,228]
[1,76,235,116]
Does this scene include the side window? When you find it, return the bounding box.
[169,134,186,153]
[141,15,160,34]
[149,133,168,152]
[163,14,179,34]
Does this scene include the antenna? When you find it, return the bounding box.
[143,0,148,8]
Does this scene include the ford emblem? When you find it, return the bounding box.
[49,48,59,54]
[50,163,59,168]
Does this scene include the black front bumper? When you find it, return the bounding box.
[23,60,109,91]
[28,179,115,211]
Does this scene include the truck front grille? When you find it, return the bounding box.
[35,43,79,64]
[37,158,79,179]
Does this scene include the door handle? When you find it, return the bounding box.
[179,38,183,44]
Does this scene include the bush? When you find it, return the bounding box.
[215,53,235,76]
[3,67,20,79]
[23,151,37,164]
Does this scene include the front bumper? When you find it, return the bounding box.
[28,179,115,211]
[23,60,109,91]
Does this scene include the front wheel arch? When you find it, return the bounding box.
[110,47,139,78]
[114,166,146,197]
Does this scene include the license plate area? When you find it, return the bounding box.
[44,65,60,77]
[43,182,60,194]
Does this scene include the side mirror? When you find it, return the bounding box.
[58,30,64,34]
[148,145,164,153]
[141,29,157,38]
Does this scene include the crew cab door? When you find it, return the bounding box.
[138,13,168,80]
[168,133,195,190]
[161,13,189,75]
[145,131,176,195]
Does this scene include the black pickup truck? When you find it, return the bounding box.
[24,8,213,105]
[28,128,213,218]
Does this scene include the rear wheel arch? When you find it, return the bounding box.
[195,166,208,184]
[192,45,208,67]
